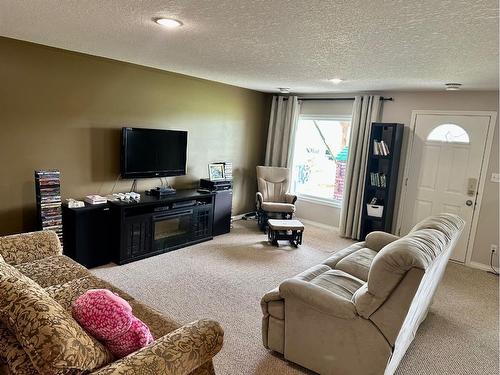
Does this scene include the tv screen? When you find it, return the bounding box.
[121,127,187,178]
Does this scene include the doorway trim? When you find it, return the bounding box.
[396,110,497,265]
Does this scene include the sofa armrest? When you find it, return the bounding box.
[284,193,297,204]
[280,279,357,319]
[365,231,400,252]
[0,230,62,265]
[261,287,282,315]
[91,319,223,375]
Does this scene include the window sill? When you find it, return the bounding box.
[296,195,342,209]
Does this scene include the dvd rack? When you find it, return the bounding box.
[35,170,63,245]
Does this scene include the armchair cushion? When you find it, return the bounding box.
[0,230,62,266]
[91,319,224,375]
[261,202,296,213]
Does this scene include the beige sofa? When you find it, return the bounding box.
[0,230,223,375]
[261,214,464,375]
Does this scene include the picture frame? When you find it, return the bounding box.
[208,163,225,181]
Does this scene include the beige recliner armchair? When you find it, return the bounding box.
[256,166,297,231]
[261,214,464,375]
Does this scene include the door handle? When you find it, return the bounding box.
[466,200,473,206]
[467,178,478,196]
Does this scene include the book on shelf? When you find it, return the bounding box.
[369,172,387,188]
[373,140,390,156]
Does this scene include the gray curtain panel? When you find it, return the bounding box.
[339,95,382,239]
[265,96,301,167]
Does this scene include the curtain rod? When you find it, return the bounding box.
[282,97,393,101]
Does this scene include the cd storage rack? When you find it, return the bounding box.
[35,170,63,245]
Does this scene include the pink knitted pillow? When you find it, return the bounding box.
[72,289,154,358]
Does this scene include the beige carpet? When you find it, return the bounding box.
[92,220,499,375]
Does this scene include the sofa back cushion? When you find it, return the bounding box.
[354,213,464,318]
[256,166,290,202]
[0,261,113,374]
[0,230,62,266]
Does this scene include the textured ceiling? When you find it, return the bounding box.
[0,0,498,93]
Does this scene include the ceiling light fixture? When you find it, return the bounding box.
[329,78,343,84]
[445,83,462,91]
[279,88,291,94]
[154,18,183,28]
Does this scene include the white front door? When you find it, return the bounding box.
[402,113,492,262]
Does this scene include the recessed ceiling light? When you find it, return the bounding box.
[329,78,343,84]
[154,18,183,28]
[445,83,462,91]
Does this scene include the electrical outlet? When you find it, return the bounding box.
[491,244,498,253]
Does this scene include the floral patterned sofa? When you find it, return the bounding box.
[0,230,224,375]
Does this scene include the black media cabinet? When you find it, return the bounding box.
[110,190,214,264]
[63,189,215,267]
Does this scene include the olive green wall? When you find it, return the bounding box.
[0,37,270,235]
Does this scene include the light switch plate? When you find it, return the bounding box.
[491,173,500,183]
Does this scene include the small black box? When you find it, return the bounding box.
[200,178,232,191]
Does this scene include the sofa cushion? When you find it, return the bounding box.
[0,261,113,374]
[309,269,364,300]
[130,299,180,339]
[335,248,377,282]
[295,264,331,281]
[322,242,366,268]
[261,202,296,213]
[45,275,134,311]
[0,322,38,375]
[46,275,180,339]
[15,255,88,288]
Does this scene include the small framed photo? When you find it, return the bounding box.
[208,163,225,181]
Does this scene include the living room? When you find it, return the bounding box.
[0,2,498,375]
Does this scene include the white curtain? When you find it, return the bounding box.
[265,96,301,167]
[339,95,382,239]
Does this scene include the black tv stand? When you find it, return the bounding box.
[109,189,214,264]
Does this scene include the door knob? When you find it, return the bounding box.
[466,200,473,206]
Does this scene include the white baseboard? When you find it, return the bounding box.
[467,261,498,272]
[231,212,255,221]
[298,218,339,231]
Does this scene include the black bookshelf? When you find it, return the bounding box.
[360,123,404,239]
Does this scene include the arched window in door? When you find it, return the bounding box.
[427,123,470,143]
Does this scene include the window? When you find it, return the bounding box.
[427,123,470,143]
[291,116,351,204]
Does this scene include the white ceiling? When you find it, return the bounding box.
[0,0,498,93]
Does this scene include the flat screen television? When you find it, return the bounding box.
[121,127,188,178]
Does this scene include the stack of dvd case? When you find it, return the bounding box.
[34,170,63,245]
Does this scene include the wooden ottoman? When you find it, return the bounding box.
[267,219,304,247]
